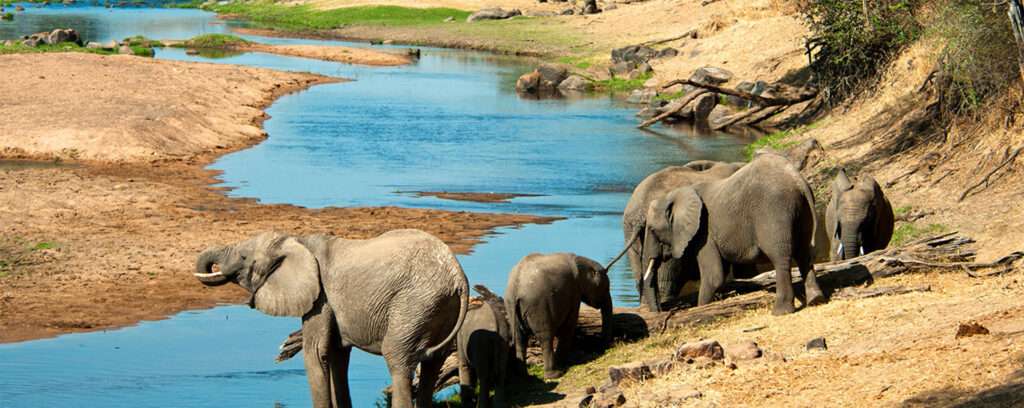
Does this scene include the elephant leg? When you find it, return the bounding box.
[301,303,336,408]
[798,252,826,307]
[696,247,725,306]
[416,353,444,408]
[553,309,578,371]
[384,359,414,408]
[458,361,476,408]
[330,346,352,408]
[477,373,493,408]
[770,255,796,315]
[539,335,562,379]
[513,326,528,373]
[493,361,507,408]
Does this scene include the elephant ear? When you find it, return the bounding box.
[253,237,321,317]
[829,169,854,238]
[666,187,704,259]
[861,174,896,248]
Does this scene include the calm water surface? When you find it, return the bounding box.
[0,6,752,407]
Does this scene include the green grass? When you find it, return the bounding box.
[744,121,823,160]
[164,0,203,8]
[594,73,652,93]
[206,2,470,30]
[654,90,683,102]
[1,12,14,21]
[178,33,250,49]
[556,55,593,70]
[32,242,57,251]
[125,35,164,48]
[0,42,115,55]
[891,222,947,247]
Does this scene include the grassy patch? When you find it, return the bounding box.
[891,222,947,247]
[594,73,652,93]
[125,35,164,48]
[556,55,593,70]
[0,42,116,56]
[207,2,470,30]
[894,205,913,217]
[32,242,57,251]
[654,90,684,102]
[178,33,250,49]
[2,12,13,21]
[744,121,823,160]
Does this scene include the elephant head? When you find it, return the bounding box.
[574,255,613,341]
[642,187,704,310]
[827,169,895,260]
[195,232,321,317]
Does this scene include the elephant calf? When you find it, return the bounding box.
[194,229,469,408]
[457,285,511,408]
[827,169,895,260]
[504,253,612,379]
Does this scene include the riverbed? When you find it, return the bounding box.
[0,5,752,407]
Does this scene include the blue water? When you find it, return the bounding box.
[0,5,753,407]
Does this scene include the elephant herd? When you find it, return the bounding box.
[192,151,895,408]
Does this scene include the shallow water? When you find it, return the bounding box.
[0,6,753,407]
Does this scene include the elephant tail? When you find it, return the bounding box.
[423,257,470,360]
[798,176,817,249]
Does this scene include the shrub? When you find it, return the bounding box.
[802,0,921,103]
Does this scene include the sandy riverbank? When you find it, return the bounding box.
[0,53,551,342]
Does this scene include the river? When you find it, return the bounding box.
[0,5,753,407]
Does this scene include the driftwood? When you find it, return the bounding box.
[659,79,818,107]
[832,284,932,300]
[637,90,709,129]
[710,106,771,131]
[957,146,1021,201]
[639,29,697,47]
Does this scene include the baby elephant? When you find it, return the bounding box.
[505,253,612,379]
[457,285,511,408]
[827,169,895,260]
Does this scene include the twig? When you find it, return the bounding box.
[958,146,1022,201]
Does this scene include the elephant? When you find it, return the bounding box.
[193,229,469,408]
[826,169,895,260]
[457,285,511,408]
[641,152,824,315]
[621,160,744,308]
[504,252,612,379]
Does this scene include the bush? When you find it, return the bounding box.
[802,0,921,103]
[933,1,1018,118]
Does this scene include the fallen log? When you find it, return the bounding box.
[637,90,709,129]
[832,284,932,300]
[710,106,770,131]
[659,78,817,107]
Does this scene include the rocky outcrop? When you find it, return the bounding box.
[466,8,521,22]
[558,75,592,92]
[516,64,590,95]
[17,28,82,47]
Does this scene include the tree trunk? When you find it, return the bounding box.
[1009,0,1024,84]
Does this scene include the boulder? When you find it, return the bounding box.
[656,47,679,58]
[806,337,828,351]
[636,107,659,119]
[611,45,657,65]
[707,103,735,125]
[690,66,733,84]
[466,7,522,22]
[625,88,656,104]
[515,71,542,93]
[673,339,724,361]
[581,0,600,14]
[46,28,80,45]
[609,61,635,77]
[118,44,134,55]
[85,41,103,49]
[558,75,592,92]
[560,8,574,15]
[607,359,676,385]
[956,322,990,338]
[725,340,763,361]
[15,5,25,11]
[691,93,718,122]
[21,38,41,47]
[651,384,703,405]
[536,64,568,89]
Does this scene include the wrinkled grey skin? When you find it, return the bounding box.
[622,160,744,309]
[642,153,824,315]
[504,253,612,379]
[826,169,895,260]
[456,295,511,408]
[194,229,469,408]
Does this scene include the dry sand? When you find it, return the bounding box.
[0,53,551,342]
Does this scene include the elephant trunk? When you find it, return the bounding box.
[640,228,663,312]
[600,301,613,343]
[194,246,232,286]
[841,228,861,260]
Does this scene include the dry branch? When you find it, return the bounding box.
[957,146,1022,201]
[640,30,697,47]
[832,284,931,300]
[711,106,769,131]
[637,90,709,129]
[658,79,817,107]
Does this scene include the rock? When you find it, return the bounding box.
[21,38,41,47]
[636,107,659,119]
[577,394,594,408]
[607,359,676,385]
[591,391,626,407]
[515,70,541,93]
[652,384,703,405]
[690,66,734,84]
[707,103,735,125]
[85,41,103,49]
[581,0,600,14]
[15,5,25,11]
[609,61,634,77]
[604,3,617,10]
[691,93,718,122]
[625,88,656,104]
[406,48,421,59]
[611,45,658,65]
[725,340,762,361]
[657,47,679,58]
[528,10,558,17]
[633,62,652,77]
[560,8,574,15]
[584,386,597,395]
[558,75,592,92]
[956,322,990,338]
[185,49,200,55]
[806,337,828,351]
[466,7,522,22]
[536,64,568,89]
[118,45,134,55]
[101,40,118,50]
[443,16,454,22]
[382,39,394,45]
[673,339,725,361]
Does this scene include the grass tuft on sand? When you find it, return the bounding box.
[0,42,114,56]
[207,2,470,30]
[179,33,250,49]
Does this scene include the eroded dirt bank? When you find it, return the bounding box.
[0,53,550,343]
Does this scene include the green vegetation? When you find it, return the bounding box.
[891,222,947,246]
[125,35,164,48]
[594,73,652,93]
[0,42,115,55]
[653,90,683,102]
[556,55,593,70]
[165,0,203,8]
[206,2,470,30]
[32,242,57,251]
[744,121,823,160]
[801,0,920,103]
[177,33,250,49]
[1,12,13,21]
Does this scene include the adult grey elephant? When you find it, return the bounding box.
[504,253,612,379]
[642,153,825,315]
[457,285,511,408]
[193,229,469,408]
[621,160,744,308]
[826,169,895,260]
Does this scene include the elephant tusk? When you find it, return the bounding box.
[643,259,656,282]
[837,243,844,256]
[859,246,865,256]
[193,271,224,279]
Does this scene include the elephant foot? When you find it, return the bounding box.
[772,302,795,316]
[805,290,827,307]
[543,369,565,379]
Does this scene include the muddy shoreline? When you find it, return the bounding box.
[0,53,553,343]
